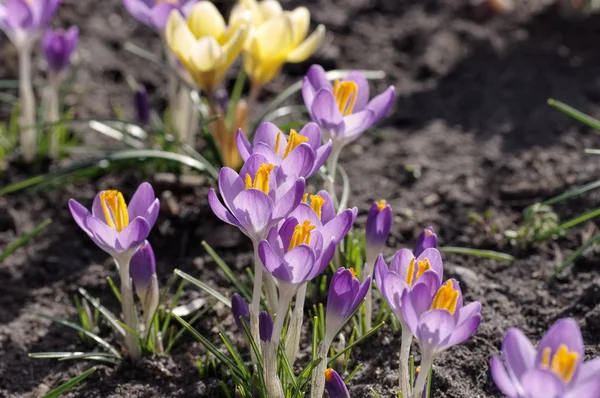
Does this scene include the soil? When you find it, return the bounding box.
[2,0,600,397]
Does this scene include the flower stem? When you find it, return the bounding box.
[400,327,413,398]
[326,145,341,209]
[271,290,292,347]
[44,73,61,160]
[118,259,142,361]
[412,357,432,398]
[362,261,374,331]
[18,45,36,163]
[310,341,329,398]
[284,283,306,364]
[264,272,278,315]
[251,239,263,315]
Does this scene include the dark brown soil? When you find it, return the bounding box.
[2,0,600,397]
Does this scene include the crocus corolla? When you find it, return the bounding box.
[302,64,395,150]
[259,311,273,342]
[42,26,78,73]
[325,267,370,346]
[413,226,438,258]
[325,368,350,398]
[490,318,600,398]
[231,293,250,329]
[0,0,61,48]
[236,122,332,179]
[208,153,306,243]
[166,2,250,94]
[130,240,157,301]
[123,0,198,31]
[365,200,392,265]
[69,182,160,264]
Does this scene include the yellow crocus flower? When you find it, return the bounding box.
[238,0,325,89]
[165,2,250,94]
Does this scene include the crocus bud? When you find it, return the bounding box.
[413,226,438,257]
[130,240,157,301]
[231,293,250,330]
[134,86,150,125]
[259,311,273,342]
[42,27,79,74]
[324,368,350,398]
[325,268,370,346]
[365,200,392,264]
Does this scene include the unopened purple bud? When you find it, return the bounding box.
[365,200,392,264]
[324,368,350,398]
[259,311,273,342]
[413,226,438,257]
[134,86,151,125]
[42,27,79,73]
[130,240,156,289]
[231,293,250,329]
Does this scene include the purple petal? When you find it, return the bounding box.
[365,201,392,261]
[130,240,156,288]
[565,365,600,398]
[299,122,321,150]
[535,318,584,370]
[86,216,119,252]
[381,272,409,321]
[414,226,438,257]
[305,64,332,91]
[123,0,153,26]
[128,183,156,219]
[254,122,286,157]
[415,309,455,357]
[443,312,480,348]
[272,178,305,220]
[259,311,274,342]
[287,203,322,228]
[309,238,336,279]
[310,140,332,176]
[239,153,271,184]
[231,293,250,329]
[231,189,275,239]
[490,355,520,398]
[218,167,246,213]
[252,143,283,166]
[416,248,444,282]
[316,190,336,225]
[320,209,354,245]
[68,199,93,237]
[117,217,150,251]
[343,71,370,112]
[258,240,282,276]
[281,245,315,284]
[281,143,315,178]
[91,192,106,222]
[391,248,415,280]
[149,2,177,30]
[236,128,253,161]
[502,328,536,385]
[325,367,351,398]
[208,189,242,228]
[341,109,375,140]
[374,255,389,292]
[366,85,395,124]
[3,0,33,31]
[311,89,343,130]
[575,358,600,384]
[521,369,565,397]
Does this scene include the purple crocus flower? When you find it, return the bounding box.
[130,240,156,294]
[231,293,250,330]
[325,267,370,345]
[413,226,438,258]
[0,0,61,47]
[42,26,78,73]
[302,64,395,149]
[236,122,332,179]
[365,200,392,265]
[123,0,198,31]
[490,318,600,398]
[325,368,350,398]
[134,86,151,125]
[68,182,160,264]
[208,153,306,243]
[259,311,273,342]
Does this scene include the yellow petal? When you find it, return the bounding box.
[288,7,310,45]
[286,24,325,63]
[187,2,226,41]
[253,15,294,61]
[259,0,283,22]
[189,36,225,71]
[223,26,247,69]
[229,6,252,33]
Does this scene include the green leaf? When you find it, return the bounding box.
[551,233,600,278]
[202,241,252,302]
[0,219,52,263]
[106,276,122,302]
[226,69,246,128]
[535,207,600,242]
[328,322,384,365]
[78,288,125,337]
[548,99,600,130]
[344,363,362,383]
[43,367,96,398]
[174,269,231,307]
[542,179,600,206]
[438,246,515,262]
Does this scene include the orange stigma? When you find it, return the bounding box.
[333,80,358,115]
[288,220,316,250]
[430,280,459,314]
[540,344,579,383]
[100,190,129,232]
[377,200,387,211]
[245,163,274,194]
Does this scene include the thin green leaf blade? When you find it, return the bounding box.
[43,367,97,398]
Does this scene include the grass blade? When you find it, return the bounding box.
[174,269,231,308]
[542,179,600,206]
[328,322,384,365]
[438,246,515,262]
[536,207,600,242]
[548,99,600,130]
[0,219,52,263]
[202,241,251,302]
[78,288,125,337]
[551,233,600,278]
[43,367,97,398]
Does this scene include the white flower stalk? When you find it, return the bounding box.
[18,44,37,162]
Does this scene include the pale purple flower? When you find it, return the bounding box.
[231,293,250,330]
[208,153,306,242]
[123,0,198,31]
[302,64,395,148]
[236,122,332,179]
[42,26,78,73]
[68,182,160,264]
[0,0,61,47]
[325,368,350,398]
[325,267,370,344]
[490,318,600,398]
[413,226,438,258]
[365,200,392,264]
[130,240,156,290]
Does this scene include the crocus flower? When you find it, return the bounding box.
[325,267,370,345]
[0,0,61,48]
[130,240,156,301]
[208,153,306,242]
[413,226,438,258]
[365,200,392,265]
[237,0,325,89]
[166,2,250,94]
[231,293,250,329]
[134,86,151,125]
[42,26,78,73]
[68,182,160,264]
[325,368,350,398]
[259,311,273,342]
[490,318,600,398]
[302,64,395,150]
[123,0,198,31]
[237,122,332,179]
